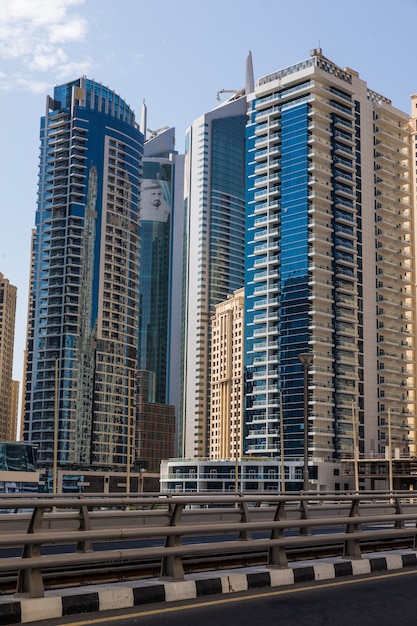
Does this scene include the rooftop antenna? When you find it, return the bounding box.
[140,100,147,140]
[246,50,254,94]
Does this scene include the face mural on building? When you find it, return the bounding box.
[141,179,171,222]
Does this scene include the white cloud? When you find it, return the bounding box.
[55,58,94,83]
[15,77,50,94]
[29,46,68,72]
[0,0,85,28]
[0,0,89,91]
[48,19,87,44]
[0,73,49,94]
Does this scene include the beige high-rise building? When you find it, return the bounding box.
[244,49,416,490]
[210,288,244,460]
[408,95,417,457]
[0,273,17,441]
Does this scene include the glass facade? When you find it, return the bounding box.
[139,160,172,403]
[0,443,37,472]
[181,101,247,458]
[24,78,143,472]
[279,103,310,454]
[210,117,247,307]
[245,98,312,459]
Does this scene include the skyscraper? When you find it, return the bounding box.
[245,49,415,490]
[0,273,18,441]
[180,85,250,459]
[23,78,143,471]
[140,125,183,406]
[407,93,417,458]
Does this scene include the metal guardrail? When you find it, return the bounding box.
[1,491,417,599]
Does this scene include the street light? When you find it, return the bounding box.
[235,415,239,494]
[298,353,313,492]
[279,387,285,492]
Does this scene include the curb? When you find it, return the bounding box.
[1,551,416,624]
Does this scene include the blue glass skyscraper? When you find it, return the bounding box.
[245,49,415,490]
[180,53,254,459]
[181,96,248,458]
[23,78,143,471]
[140,126,183,406]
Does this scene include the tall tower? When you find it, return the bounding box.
[180,94,248,458]
[409,93,417,458]
[23,78,143,471]
[140,125,183,406]
[245,50,415,490]
[0,273,17,441]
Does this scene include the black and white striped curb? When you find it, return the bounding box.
[1,551,416,625]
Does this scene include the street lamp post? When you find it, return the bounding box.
[352,401,359,493]
[279,388,285,492]
[388,407,393,494]
[53,358,59,495]
[298,353,313,492]
[235,416,239,494]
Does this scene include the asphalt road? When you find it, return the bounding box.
[39,568,417,626]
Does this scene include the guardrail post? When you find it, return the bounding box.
[160,502,185,580]
[344,496,362,559]
[393,496,405,529]
[268,500,288,569]
[76,498,93,553]
[16,505,46,598]
[238,495,252,541]
[299,497,311,536]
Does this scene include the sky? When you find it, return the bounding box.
[1,0,417,388]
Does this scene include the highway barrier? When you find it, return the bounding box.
[0,491,416,598]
